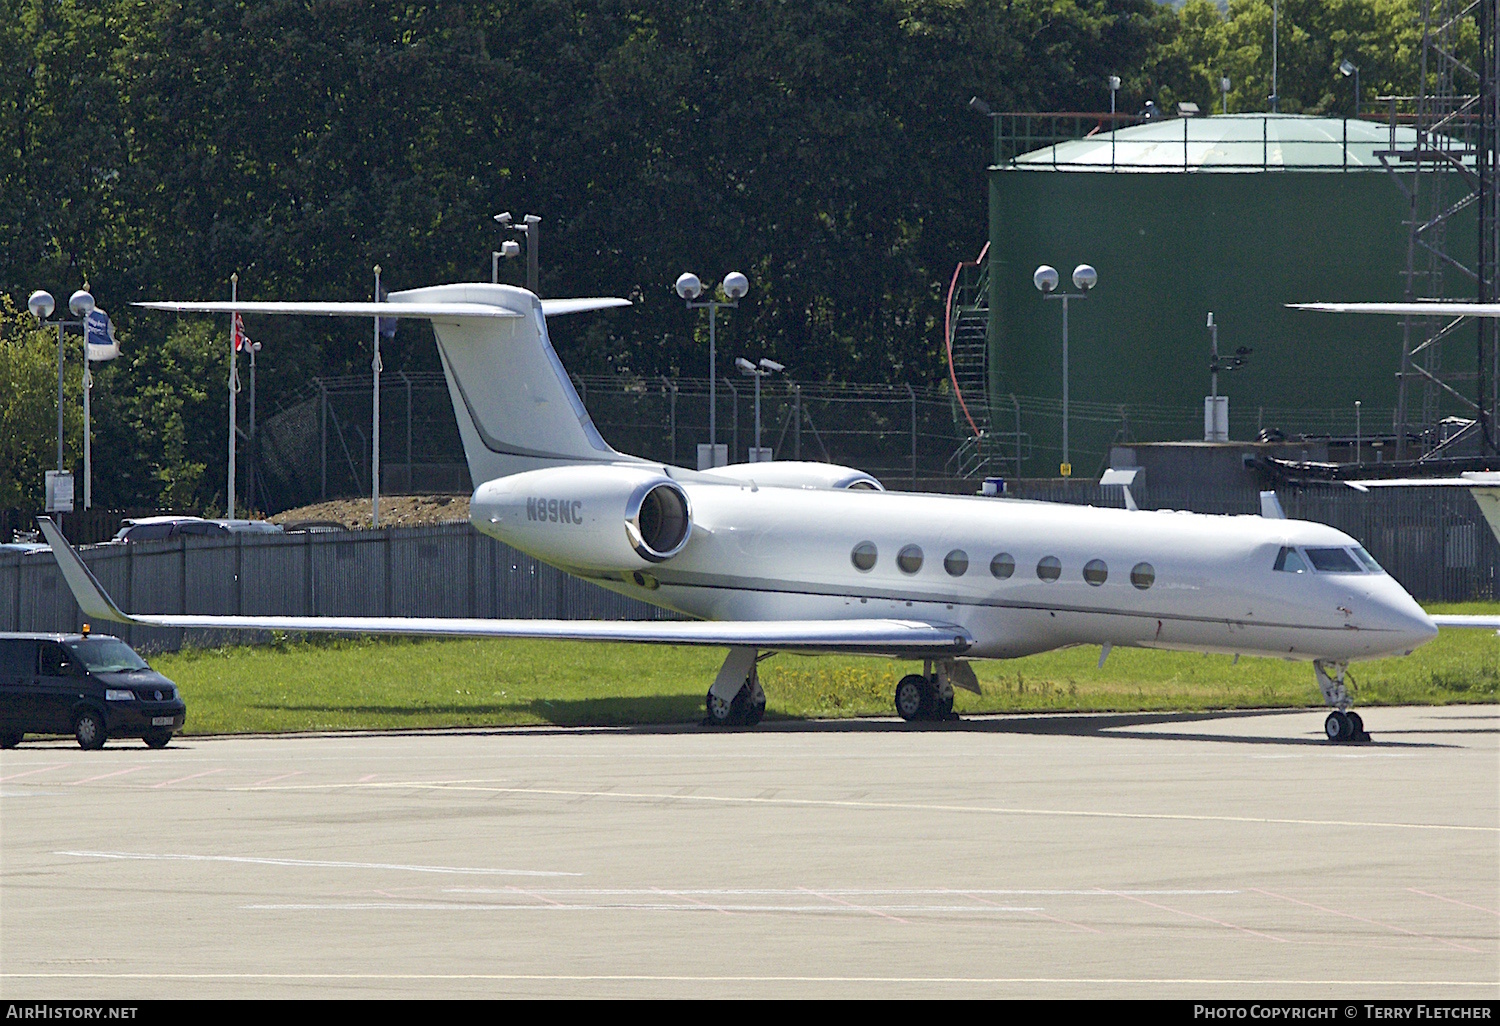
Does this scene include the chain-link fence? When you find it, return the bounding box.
[245,372,1390,513]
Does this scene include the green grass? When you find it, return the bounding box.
[149,602,1500,734]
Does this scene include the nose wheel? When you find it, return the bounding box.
[1314,661,1370,743]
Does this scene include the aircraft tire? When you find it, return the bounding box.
[706,687,738,727]
[1346,711,1367,742]
[742,696,766,726]
[1324,711,1352,743]
[895,675,928,722]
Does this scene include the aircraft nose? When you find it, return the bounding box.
[1370,581,1439,653]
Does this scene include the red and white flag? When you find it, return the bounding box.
[232,312,251,352]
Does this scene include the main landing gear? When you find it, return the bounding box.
[894,659,978,722]
[1314,659,1370,744]
[704,646,767,727]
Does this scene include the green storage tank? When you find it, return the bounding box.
[985,113,1463,477]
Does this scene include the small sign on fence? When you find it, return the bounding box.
[44,471,74,514]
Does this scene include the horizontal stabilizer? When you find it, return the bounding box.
[540,298,632,317]
[135,300,521,319]
[1291,302,1500,318]
[37,519,969,655]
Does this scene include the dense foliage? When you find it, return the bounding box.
[0,0,1424,512]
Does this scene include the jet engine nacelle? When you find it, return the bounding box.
[471,464,693,571]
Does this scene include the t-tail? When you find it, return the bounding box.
[136,283,639,485]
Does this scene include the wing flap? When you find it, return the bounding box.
[540,298,632,317]
[37,519,969,654]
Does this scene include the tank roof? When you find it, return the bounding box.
[1010,113,1423,172]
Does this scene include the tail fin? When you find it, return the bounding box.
[390,284,637,484]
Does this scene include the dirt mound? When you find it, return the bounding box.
[271,495,470,531]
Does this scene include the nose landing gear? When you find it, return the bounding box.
[1314,660,1370,743]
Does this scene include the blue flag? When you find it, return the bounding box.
[84,309,120,361]
[377,284,398,339]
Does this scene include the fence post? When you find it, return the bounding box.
[794,384,802,460]
[319,378,328,500]
[906,384,917,489]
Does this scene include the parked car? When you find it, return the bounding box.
[0,632,186,749]
[109,516,283,542]
[0,542,49,556]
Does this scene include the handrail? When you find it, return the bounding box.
[945,241,989,439]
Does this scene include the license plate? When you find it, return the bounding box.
[151,716,174,727]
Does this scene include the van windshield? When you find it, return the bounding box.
[65,638,149,673]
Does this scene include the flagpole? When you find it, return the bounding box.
[228,273,238,520]
[372,265,381,529]
[83,351,91,510]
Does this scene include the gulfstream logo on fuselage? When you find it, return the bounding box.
[527,498,584,524]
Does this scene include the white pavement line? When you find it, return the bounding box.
[798,885,909,924]
[0,763,66,782]
[247,771,304,787]
[152,768,227,788]
[1099,888,1289,945]
[964,892,1103,935]
[652,885,735,917]
[439,887,1237,897]
[239,779,1500,834]
[240,902,1044,914]
[2,972,1496,986]
[1253,887,1487,954]
[1408,888,1500,918]
[68,766,146,785]
[54,851,582,877]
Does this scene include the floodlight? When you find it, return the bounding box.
[494,212,512,226]
[1107,76,1121,92]
[1072,264,1097,291]
[501,240,521,258]
[675,272,702,300]
[1033,265,1058,293]
[69,290,95,318]
[1339,59,1357,78]
[735,358,756,373]
[759,358,784,373]
[27,290,54,321]
[1221,76,1231,91]
[968,96,992,117]
[722,271,749,300]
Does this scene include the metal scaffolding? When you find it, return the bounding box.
[1382,0,1500,460]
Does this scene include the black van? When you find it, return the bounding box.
[0,632,187,749]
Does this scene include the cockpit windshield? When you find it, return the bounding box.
[1274,545,1385,575]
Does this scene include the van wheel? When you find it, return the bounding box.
[0,732,22,749]
[143,732,171,749]
[74,710,106,750]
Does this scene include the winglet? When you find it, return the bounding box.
[37,518,133,623]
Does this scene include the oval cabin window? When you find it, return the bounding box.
[1083,559,1108,586]
[897,545,924,575]
[990,553,1015,579]
[943,550,969,577]
[1037,556,1062,582]
[1131,562,1156,590]
[851,541,878,572]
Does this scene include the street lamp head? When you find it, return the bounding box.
[968,95,992,117]
[494,212,512,226]
[1072,264,1098,291]
[69,290,95,318]
[27,290,55,321]
[1107,75,1121,92]
[759,358,785,373]
[1339,58,1357,78]
[735,357,757,374]
[500,240,521,258]
[675,272,702,300]
[722,271,749,300]
[1033,265,1059,293]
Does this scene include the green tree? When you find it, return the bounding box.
[0,295,82,510]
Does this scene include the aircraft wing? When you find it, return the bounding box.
[134,301,521,319]
[1429,614,1500,629]
[1290,302,1500,318]
[37,520,969,656]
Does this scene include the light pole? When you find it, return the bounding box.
[1205,311,1253,441]
[735,357,783,462]
[1339,59,1360,118]
[494,212,542,293]
[1033,264,1097,476]
[1108,75,1120,166]
[1221,75,1231,115]
[1355,399,1363,464]
[677,270,749,469]
[372,264,383,528]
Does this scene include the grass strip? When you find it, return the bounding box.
[149,602,1500,733]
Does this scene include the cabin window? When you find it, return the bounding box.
[990,553,1015,579]
[851,541,878,572]
[1305,547,1361,573]
[943,550,969,577]
[1082,559,1108,586]
[1036,555,1061,582]
[1130,562,1155,589]
[1352,546,1385,574]
[897,544,924,574]
[1273,546,1307,573]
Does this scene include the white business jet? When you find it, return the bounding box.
[39,283,1446,743]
